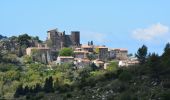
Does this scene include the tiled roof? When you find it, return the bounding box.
[27,47,50,50]
[81,44,93,48]
[96,46,108,49]
[74,51,89,53]
[58,56,74,58]
[110,48,128,51]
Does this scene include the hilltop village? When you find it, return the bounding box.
[1,28,170,100]
[25,28,139,68]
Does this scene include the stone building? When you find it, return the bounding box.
[47,28,80,50]
[81,45,93,52]
[74,51,89,59]
[74,58,91,69]
[96,46,108,61]
[56,56,74,65]
[26,46,51,64]
[114,48,128,60]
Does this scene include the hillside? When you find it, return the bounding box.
[0,34,7,40]
[0,34,170,100]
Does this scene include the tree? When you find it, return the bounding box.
[34,36,42,43]
[90,63,98,71]
[34,83,42,93]
[18,34,31,48]
[14,84,24,98]
[164,42,170,52]
[0,50,3,63]
[59,48,73,56]
[44,76,54,93]
[118,71,132,82]
[23,85,30,95]
[18,46,23,57]
[161,44,170,74]
[95,48,99,54]
[147,53,160,78]
[87,54,95,61]
[135,45,148,64]
[46,40,53,48]
[23,55,33,64]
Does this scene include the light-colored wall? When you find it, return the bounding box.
[26,47,51,64]
[57,57,74,64]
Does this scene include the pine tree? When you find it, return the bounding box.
[147,53,160,78]
[18,46,23,57]
[161,44,170,69]
[135,45,148,64]
[164,42,170,52]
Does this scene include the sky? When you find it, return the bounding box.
[0,0,170,55]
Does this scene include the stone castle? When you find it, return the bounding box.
[47,29,80,50]
[25,28,136,67]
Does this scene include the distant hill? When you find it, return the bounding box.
[0,34,7,40]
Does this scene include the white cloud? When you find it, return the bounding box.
[132,23,169,41]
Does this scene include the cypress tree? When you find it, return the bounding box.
[14,84,24,98]
[44,76,54,93]
[34,83,42,93]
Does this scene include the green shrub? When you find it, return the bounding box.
[59,48,73,56]
[160,90,170,100]
[118,71,132,82]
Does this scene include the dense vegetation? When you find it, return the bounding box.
[59,48,73,56]
[0,35,170,99]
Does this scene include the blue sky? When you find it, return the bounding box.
[0,0,170,54]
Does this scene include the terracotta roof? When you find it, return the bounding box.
[95,61,104,64]
[74,51,89,53]
[75,48,81,49]
[93,60,104,64]
[82,46,93,48]
[74,58,90,62]
[111,48,128,51]
[81,45,93,48]
[96,46,108,49]
[58,56,74,58]
[27,47,50,50]
[81,59,90,62]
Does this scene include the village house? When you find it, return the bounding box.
[93,59,104,68]
[24,28,133,68]
[74,50,89,59]
[108,49,116,59]
[81,45,93,52]
[56,56,74,65]
[26,46,51,64]
[74,58,91,68]
[118,57,139,67]
[96,46,108,61]
[109,48,128,60]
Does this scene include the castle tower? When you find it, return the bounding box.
[71,31,80,46]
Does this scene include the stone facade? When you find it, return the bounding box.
[112,49,128,60]
[81,45,93,52]
[56,56,74,65]
[74,51,89,59]
[26,47,51,64]
[97,46,108,61]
